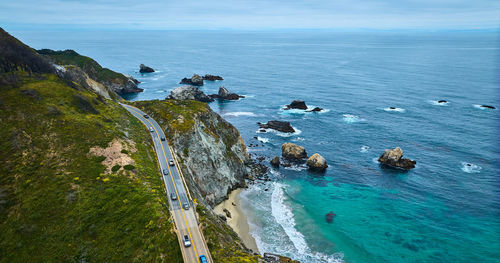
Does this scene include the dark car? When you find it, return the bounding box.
[199,255,208,263]
[183,235,191,247]
[170,193,177,200]
[143,114,149,118]
[161,137,166,141]
[163,169,168,175]
[183,202,189,210]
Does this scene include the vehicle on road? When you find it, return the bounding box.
[161,137,166,141]
[170,193,177,200]
[163,169,168,175]
[183,235,191,247]
[199,255,208,263]
[169,160,174,166]
[143,114,149,118]
[149,127,154,132]
[183,202,189,210]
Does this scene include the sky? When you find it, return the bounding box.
[0,0,499,30]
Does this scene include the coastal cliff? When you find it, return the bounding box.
[133,99,259,207]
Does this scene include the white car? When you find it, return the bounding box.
[183,235,191,247]
[169,160,174,166]
[149,127,154,132]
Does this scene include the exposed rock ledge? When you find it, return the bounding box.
[203,74,223,81]
[139,64,155,73]
[258,120,295,133]
[180,74,204,86]
[306,153,328,171]
[378,147,416,170]
[210,87,244,100]
[166,86,214,102]
[282,143,307,160]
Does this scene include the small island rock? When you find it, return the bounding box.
[306,107,323,112]
[166,86,214,102]
[480,105,496,109]
[180,74,204,86]
[281,143,307,160]
[285,100,308,110]
[139,64,155,73]
[203,74,224,81]
[258,120,295,133]
[438,100,447,103]
[270,156,280,167]
[306,153,328,171]
[378,147,416,170]
[210,87,244,100]
[325,211,336,223]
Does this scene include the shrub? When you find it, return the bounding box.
[96,156,106,162]
[120,149,129,154]
[111,165,121,172]
[123,164,135,171]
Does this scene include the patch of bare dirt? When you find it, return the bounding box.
[89,139,136,173]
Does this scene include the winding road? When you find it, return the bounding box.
[121,103,211,263]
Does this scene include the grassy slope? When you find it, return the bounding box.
[132,99,259,262]
[0,72,182,262]
[37,49,130,86]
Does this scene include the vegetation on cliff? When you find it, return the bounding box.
[0,28,181,262]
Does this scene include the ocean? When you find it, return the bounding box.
[13,29,500,262]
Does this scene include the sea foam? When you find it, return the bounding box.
[343,114,365,123]
[360,145,371,153]
[223,111,256,117]
[383,107,405,112]
[257,127,302,137]
[257,136,270,143]
[461,162,482,173]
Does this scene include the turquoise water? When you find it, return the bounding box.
[13,30,500,262]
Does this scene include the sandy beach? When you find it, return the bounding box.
[214,188,260,254]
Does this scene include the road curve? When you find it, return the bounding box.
[121,103,211,263]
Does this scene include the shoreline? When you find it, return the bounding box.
[214,188,260,254]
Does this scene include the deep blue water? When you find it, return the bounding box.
[13,30,500,263]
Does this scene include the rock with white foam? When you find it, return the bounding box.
[270,156,280,167]
[259,120,295,133]
[378,147,416,170]
[306,153,328,171]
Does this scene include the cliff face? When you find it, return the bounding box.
[133,100,258,207]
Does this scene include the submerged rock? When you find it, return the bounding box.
[270,156,280,167]
[166,86,214,102]
[210,87,244,100]
[378,147,416,170]
[180,74,204,86]
[306,153,328,171]
[281,143,307,160]
[480,105,496,109]
[139,64,155,73]
[285,100,308,110]
[203,74,223,81]
[438,100,447,103]
[325,211,336,223]
[258,120,295,133]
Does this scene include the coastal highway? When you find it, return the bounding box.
[121,103,211,263]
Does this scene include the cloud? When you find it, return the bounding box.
[1,0,499,29]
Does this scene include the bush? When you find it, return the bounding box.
[120,149,129,154]
[111,165,121,172]
[96,156,106,162]
[123,164,135,171]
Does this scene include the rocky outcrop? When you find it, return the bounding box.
[285,100,307,110]
[307,107,323,112]
[210,87,244,100]
[282,143,307,160]
[203,74,223,81]
[270,156,280,167]
[480,105,496,109]
[37,49,143,95]
[139,64,154,73]
[438,100,447,103]
[378,147,416,170]
[180,74,204,86]
[133,100,263,207]
[166,86,214,102]
[56,65,112,99]
[306,153,328,171]
[258,120,295,133]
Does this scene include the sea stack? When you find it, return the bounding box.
[180,74,204,86]
[306,153,328,171]
[281,143,307,160]
[139,64,155,73]
[285,100,308,110]
[258,120,295,133]
[378,147,416,170]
